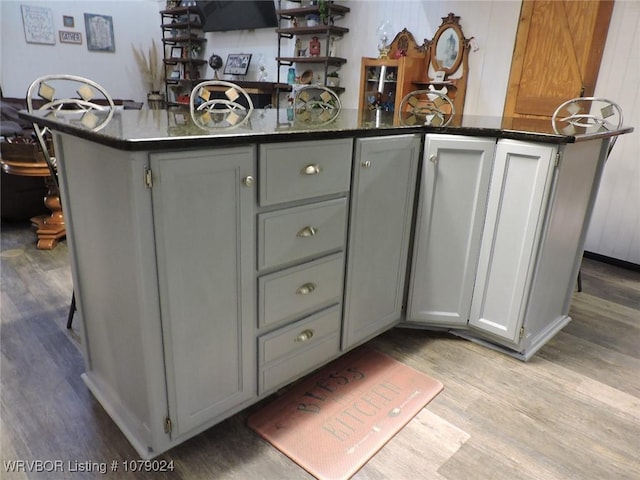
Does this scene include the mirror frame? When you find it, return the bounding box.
[430,13,465,74]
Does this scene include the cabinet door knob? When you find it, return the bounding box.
[301,164,321,175]
[295,329,314,342]
[361,160,371,168]
[296,226,318,237]
[242,175,254,187]
[296,282,317,295]
[429,154,438,163]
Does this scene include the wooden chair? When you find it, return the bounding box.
[398,89,455,126]
[26,74,116,328]
[189,80,254,129]
[551,97,624,292]
[292,84,341,125]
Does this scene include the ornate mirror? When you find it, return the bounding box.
[430,13,465,74]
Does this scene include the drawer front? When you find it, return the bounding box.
[258,198,347,270]
[259,139,353,206]
[258,306,341,393]
[260,305,341,365]
[259,253,344,329]
[260,335,340,394]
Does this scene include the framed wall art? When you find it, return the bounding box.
[63,15,74,28]
[21,5,55,45]
[84,13,115,52]
[224,53,251,76]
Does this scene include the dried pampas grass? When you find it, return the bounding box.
[132,39,163,92]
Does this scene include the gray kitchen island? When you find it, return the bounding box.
[21,106,632,458]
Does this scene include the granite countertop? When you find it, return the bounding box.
[19,107,633,152]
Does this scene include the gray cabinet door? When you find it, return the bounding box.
[408,135,495,326]
[469,140,556,345]
[150,147,256,437]
[342,134,420,349]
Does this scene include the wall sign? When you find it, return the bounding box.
[21,5,55,45]
[59,30,82,45]
[84,13,115,52]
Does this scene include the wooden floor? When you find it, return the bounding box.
[2,220,639,479]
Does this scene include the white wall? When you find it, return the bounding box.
[584,0,640,264]
[0,0,162,101]
[1,0,637,263]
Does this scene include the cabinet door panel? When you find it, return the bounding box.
[150,147,256,437]
[408,135,495,326]
[342,134,420,349]
[469,140,556,344]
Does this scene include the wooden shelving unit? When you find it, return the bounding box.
[160,6,207,107]
[275,0,350,102]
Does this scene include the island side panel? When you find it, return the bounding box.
[521,138,609,356]
[55,133,168,456]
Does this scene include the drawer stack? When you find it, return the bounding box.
[256,139,353,394]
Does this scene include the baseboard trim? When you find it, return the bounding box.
[583,251,640,272]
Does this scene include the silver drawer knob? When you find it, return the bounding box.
[242,175,254,187]
[429,154,438,163]
[296,226,318,237]
[301,164,321,175]
[295,329,314,342]
[296,283,316,295]
[361,160,371,168]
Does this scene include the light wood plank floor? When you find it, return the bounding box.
[2,220,639,479]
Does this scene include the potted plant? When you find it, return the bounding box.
[132,39,164,109]
[326,70,340,87]
[318,0,332,25]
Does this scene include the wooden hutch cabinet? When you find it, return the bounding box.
[359,14,473,126]
[358,29,427,123]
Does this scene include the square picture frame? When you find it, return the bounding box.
[224,53,252,76]
[63,15,74,28]
[21,5,55,45]
[170,46,183,58]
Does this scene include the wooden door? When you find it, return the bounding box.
[407,135,495,327]
[503,0,614,129]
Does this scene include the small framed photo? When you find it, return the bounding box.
[224,53,252,76]
[169,69,181,79]
[170,46,183,58]
[173,112,186,125]
[63,15,74,28]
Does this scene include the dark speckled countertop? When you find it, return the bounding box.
[19,107,633,152]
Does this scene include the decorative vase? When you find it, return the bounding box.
[147,91,165,109]
[309,36,321,56]
[305,14,320,27]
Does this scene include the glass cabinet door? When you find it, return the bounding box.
[363,64,398,112]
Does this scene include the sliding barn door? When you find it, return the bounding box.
[503,0,614,129]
